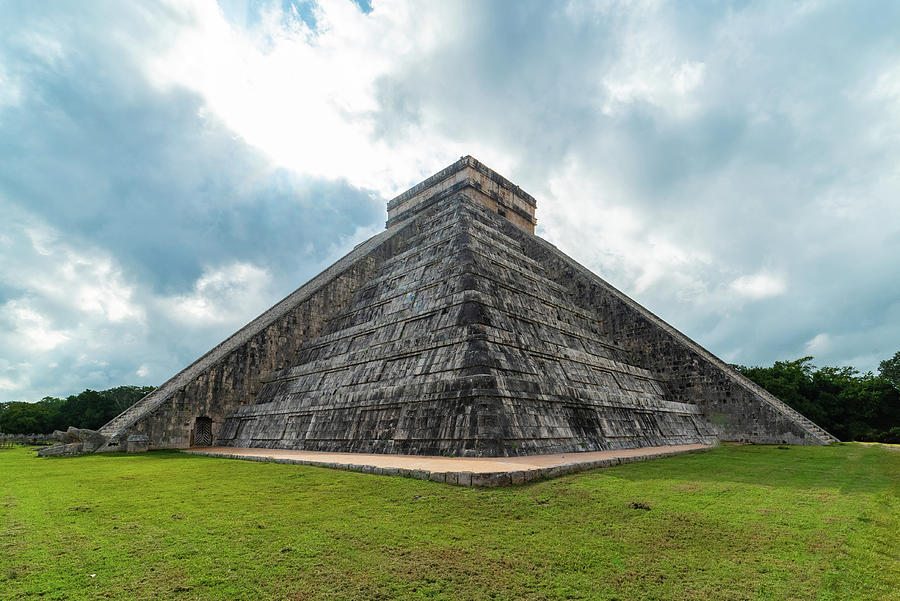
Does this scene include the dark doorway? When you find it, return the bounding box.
[191,416,213,447]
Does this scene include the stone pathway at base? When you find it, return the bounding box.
[184,443,713,486]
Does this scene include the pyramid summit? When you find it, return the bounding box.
[92,156,836,457]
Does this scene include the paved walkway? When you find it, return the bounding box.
[184,443,713,487]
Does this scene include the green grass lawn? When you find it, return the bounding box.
[1,443,897,601]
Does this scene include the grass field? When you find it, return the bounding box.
[1,443,897,601]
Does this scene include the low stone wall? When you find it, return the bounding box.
[0,433,54,445]
[184,444,713,487]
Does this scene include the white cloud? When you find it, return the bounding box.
[0,364,29,393]
[582,2,707,118]
[2,211,145,325]
[674,61,706,95]
[730,273,787,300]
[0,202,284,398]
[159,262,273,326]
[1,301,70,352]
[602,59,706,117]
[870,64,900,104]
[0,377,21,391]
[805,333,831,355]
[541,156,714,300]
[140,0,464,197]
[0,62,22,110]
[2,0,900,400]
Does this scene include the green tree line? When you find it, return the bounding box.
[0,386,155,435]
[736,351,900,443]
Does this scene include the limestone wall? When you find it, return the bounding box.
[214,194,718,457]
[100,164,834,454]
[387,156,537,233]
[99,218,420,451]
[508,225,836,445]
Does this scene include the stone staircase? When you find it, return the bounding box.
[99,387,171,438]
[733,374,839,443]
[97,219,416,447]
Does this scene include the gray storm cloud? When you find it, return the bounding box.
[1,0,898,400]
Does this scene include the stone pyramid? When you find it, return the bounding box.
[97,157,836,455]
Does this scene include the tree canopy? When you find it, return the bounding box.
[0,385,155,435]
[879,351,900,390]
[736,355,900,443]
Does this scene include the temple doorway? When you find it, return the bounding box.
[191,416,213,447]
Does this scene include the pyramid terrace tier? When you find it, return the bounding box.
[276,291,638,374]
[219,380,715,456]
[253,330,675,408]
[97,159,835,456]
[214,193,717,455]
[386,156,537,233]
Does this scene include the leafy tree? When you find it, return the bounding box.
[54,386,155,430]
[0,401,54,434]
[0,385,155,434]
[879,351,900,390]
[737,354,900,442]
[101,385,156,414]
[737,357,825,425]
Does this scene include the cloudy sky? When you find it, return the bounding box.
[1,0,898,401]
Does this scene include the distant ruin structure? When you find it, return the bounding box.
[91,156,836,456]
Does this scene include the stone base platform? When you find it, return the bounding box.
[183,443,713,487]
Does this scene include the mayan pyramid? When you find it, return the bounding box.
[96,156,836,455]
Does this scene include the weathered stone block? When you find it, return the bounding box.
[38,442,83,457]
[53,429,77,443]
[125,434,149,454]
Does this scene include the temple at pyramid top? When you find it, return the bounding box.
[386,155,537,233]
[64,155,837,460]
